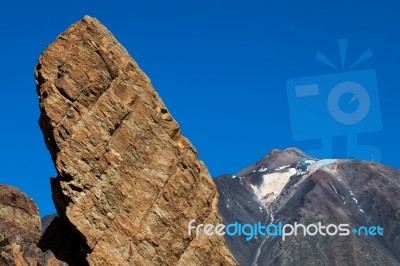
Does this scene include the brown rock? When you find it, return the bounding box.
[0,184,66,266]
[0,185,41,242]
[35,16,237,266]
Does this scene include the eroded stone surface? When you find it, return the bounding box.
[36,16,237,266]
[0,185,66,266]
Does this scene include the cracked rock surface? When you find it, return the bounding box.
[35,16,237,266]
[0,185,66,266]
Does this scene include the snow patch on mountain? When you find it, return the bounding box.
[250,167,297,205]
[309,159,337,170]
[274,165,291,171]
[258,166,268,172]
[329,181,338,194]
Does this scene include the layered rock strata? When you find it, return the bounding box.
[36,16,237,266]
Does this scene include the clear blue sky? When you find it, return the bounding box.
[0,1,399,216]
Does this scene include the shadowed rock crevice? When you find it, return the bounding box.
[38,216,90,266]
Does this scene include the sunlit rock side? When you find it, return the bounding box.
[36,16,237,266]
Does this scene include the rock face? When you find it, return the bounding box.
[0,185,66,266]
[215,148,400,266]
[35,16,237,266]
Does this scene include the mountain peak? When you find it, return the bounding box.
[215,149,400,266]
[237,147,314,176]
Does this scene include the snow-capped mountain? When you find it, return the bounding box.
[214,148,400,266]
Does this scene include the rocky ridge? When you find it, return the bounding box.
[0,184,66,265]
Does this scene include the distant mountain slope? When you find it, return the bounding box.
[215,148,400,266]
[41,214,57,233]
